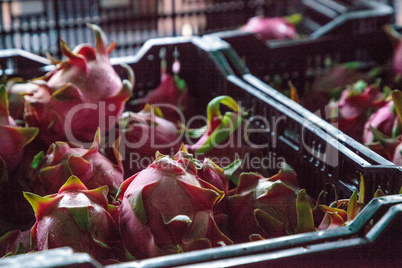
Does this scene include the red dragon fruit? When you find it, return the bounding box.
[184,96,266,175]
[30,128,123,197]
[240,14,300,41]
[195,155,243,236]
[227,163,315,243]
[0,85,38,177]
[23,176,123,264]
[117,148,232,259]
[305,62,379,113]
[363,100,398,144]
[330,81,386,141]
[24,24,133,145]
[132,49,190,123]
[117,104,182,177]
[365,90,402,164]
[0,229,31,257]
[184,95,251,160]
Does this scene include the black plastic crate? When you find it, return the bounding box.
[206,25,394,98]
[0,35,401,267]
[0,0,394,58]
[0,0,272,58]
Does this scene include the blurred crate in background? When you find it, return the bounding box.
[0,0,279,58]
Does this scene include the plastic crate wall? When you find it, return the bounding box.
[0,0,291,58]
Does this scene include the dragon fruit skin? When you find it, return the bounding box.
[30,128,123,197]
[0,85,38,174]
[227,163,315,243]
[117,104,182,177]
[117,150,232,259]
[24,176,123,264]
[363,101,398,144]
[333,82,385,141]
[137,73,190,123]
[24,24,133,145]
[0,229,31,257]
[240,16,298,41]
[364,90,402,164]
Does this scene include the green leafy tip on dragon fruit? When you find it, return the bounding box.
[117,147,232,259]
[318,174,366,230]
[24,24,134,145]
[117,104,182,176]
[227,162,315,243]
[0,85,38,180]
[185,95,247,155]
[23,176,122,264]
[30,127,124,198]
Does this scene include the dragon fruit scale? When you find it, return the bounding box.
[23,176,122,264]
[117,104,182,176]
[117,148,232,259]
[30,128,124,198]
[24,24,133,145]
[0,85,38,176]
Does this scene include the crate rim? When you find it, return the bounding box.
[308,0,394,39]
[105,194,402,268]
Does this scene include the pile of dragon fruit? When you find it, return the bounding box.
[0,24,398,265]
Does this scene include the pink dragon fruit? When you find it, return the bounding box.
[24,24,133,145]
[133,51,190,123]
[184,96,265,175]
[30,128,123,197]
[0,229,31,257]
[331,81,386,141]
[240,14,300,41]
[195,156,243,236]
[117,148,232,259]
[185,96,250,159]
[305,62,377,113]
[117,104,182,177]
[0,85,38,177]
[24,176,123,264]
[365,90,402,165]
[227,163,315,243]
[363,101,398,144]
